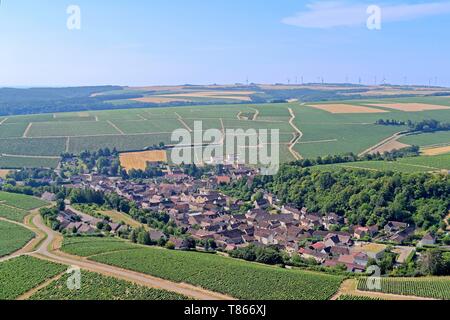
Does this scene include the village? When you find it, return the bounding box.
[32,153,439,274]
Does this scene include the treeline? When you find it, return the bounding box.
[376,118,450,134]
[269,167,449,230]
[224,166,450,231]
[409,119,450,133]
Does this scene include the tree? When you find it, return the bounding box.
[56,199,66,211]
[420,249,447,275]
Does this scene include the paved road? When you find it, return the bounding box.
[31,214,234,300]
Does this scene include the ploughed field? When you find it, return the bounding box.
[61,237,344,300]
[1,96,450,168]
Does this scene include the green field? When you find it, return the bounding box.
[62,236,141,257]
[0,256,66,300]
[400,131,450,147]
[61,237,343,300]
[357,277,450,300]
[1,97,450,168]
[0,204,30,222]
[0,220,35,257]
[0,155,60,169]
[30,270,189,300]
[313,154,450,173]
[0,191,48,210]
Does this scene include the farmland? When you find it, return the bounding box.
[30,270,189,300]
[357,277,450,300]
[61,236,141,257]
[0,191,48,210]
[0,204,30,222]
[0,256,66,300]
[0,220,35,257]
[120,150,168,171]
[0,96,450,168]
[61,238,344,300]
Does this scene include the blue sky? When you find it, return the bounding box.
[1,0,450,87]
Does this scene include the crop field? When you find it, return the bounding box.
[112,119,185,134]
[0,220,35,257]
[120,150,168,171]
[0,123,28,138]
[1,97,450,168]
[0,191,48,210]
[30,270,189,300]
[0,256,66,300]
[27,121,120,137]
[61,236,141,257]
[67,241,345,300]
[0,204,29,222]
[0,155,60,169]
[400,131,450,147]
[357,277,450,300]
[313,154,450,174]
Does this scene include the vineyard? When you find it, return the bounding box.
[85,246,344,300]
[357,277,450,300]
[0,256,66,300]
[0,220,35,257]
[0,191,48,210]
[30,270,189,300]
[62,236,141,257]
[0,204,29,222]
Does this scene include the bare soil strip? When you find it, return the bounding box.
[0,118,8,125]
[368,103,450,112]
[298,139,338,144]
[359,132,409,157]
[175,112,193,132]
[107,120,125,135]
[17,272,65,300]
[310,104,389,114]
[23,123,33,138]
[65,137,70,153]
[288,108,303,160]
[249,108,260,121]
[331,279,437,300]
[422,145,450,156]
[137,114,148,120]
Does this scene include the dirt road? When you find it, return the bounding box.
[288,108,303,160]
[30,214,234,300]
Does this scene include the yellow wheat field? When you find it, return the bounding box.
[120,150,168,171]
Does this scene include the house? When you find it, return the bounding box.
[149,230,167,242]
[354,226,369,239]
[216,176,231,185]
[41,192,57,202]
[418,233,436,247]
[384,221,409,234]
[353,243,386,260]
[168,237,191,250]
[254,198,270,210]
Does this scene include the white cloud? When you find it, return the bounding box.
[282,1,450,29]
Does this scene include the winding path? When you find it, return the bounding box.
[288,108,303,160]
[12,211,234,300]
